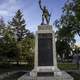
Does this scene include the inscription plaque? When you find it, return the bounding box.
[38,33,53,66]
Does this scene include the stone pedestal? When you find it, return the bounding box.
[30,25,58,77]
[18,25,74,80]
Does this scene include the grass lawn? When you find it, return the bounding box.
[0,63,33,75]
[58,63,80,80]
[0,64,30,80]
[58,63,80,70]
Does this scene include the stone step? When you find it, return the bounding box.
[37,77,55,80]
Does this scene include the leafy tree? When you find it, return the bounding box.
[9,9,27,41]
[21,37,34,65]
[1,28,20,63]
[0,17,6,61]
[0,9,35,66]
[56,40,71,62]
[0,17,5,35]
[55,0,80,61]
[60,0,80,36]
[8,9,35,65]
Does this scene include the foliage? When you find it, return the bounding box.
[9,9,27,41]
[0,17,5,35]
[8,9,35,65]
[55,0,80,61]
[21,37,34,65]
[0,9,35,66]
[56,40,71,61]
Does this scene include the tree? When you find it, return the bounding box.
[0,9,35,66]
[2,28,20,63]
[0,17,6,61]
[21,37,34,65]
[55,0,80,61]
[56,40,71,62]
[61,0,80,36]
[0,17,5,42]
[8,9,35,65]
[9,9,27,41]
[0,17,5,34]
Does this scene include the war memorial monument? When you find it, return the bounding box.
[18,0,74,80]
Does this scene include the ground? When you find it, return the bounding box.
[58,63,80,80]
[0,63,80,80]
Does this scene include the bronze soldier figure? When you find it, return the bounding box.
[39,0,51,25]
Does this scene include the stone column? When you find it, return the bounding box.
[52,31,57,67]
[34,32,38,69]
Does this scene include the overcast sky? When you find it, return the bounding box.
[0,0,80,44]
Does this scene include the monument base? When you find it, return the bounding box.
[30,66,57,77]
[18,69,74,80]
[18,25,73,80]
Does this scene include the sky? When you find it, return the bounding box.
[0,0,66,31]
[0,0,80,45]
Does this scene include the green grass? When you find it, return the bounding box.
[58,63,80,80]
[0,64,32,75]
[58,63,80,70]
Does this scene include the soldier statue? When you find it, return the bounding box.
[39,0,51,25]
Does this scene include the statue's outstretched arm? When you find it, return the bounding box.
[39,0,43,11]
